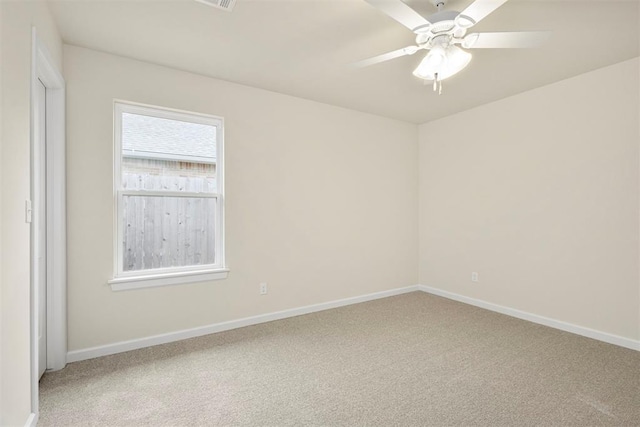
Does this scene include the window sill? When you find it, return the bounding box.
[108,268,229,291]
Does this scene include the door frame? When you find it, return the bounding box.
[29,27,66,422]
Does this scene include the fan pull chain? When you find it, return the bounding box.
[433,73,443,95]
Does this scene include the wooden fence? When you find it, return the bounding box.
[122,161,218,272]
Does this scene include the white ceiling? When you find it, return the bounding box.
[49,0,639,123]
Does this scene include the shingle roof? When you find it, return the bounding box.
[122,113,216,161]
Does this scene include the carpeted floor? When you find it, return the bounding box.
[39,292,640,426]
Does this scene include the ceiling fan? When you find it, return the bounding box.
[356,0,549,93]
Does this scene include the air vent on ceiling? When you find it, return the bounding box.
[195,0,236,12]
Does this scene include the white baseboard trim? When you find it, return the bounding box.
[67,283,638,363]
[24,413,37,427]
[418,285,640,352]
[67,285,421,363]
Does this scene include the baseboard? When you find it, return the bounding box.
[418,285,640,352]
[67,283,638,363]
[67,285,421,363]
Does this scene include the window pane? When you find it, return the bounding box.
[122,195,217,272]
[121,112,217,193]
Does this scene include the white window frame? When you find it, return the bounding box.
[109,101,227,291]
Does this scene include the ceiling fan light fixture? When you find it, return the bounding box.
[360,0,545,91]
[412,45,447,79]
[413,45,471,81]
[443,45,472,78]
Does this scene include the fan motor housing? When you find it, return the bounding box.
[415,10,467,47]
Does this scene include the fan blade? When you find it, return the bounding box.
[352,46,420,68]
[463,31,550,49]
[364,0,431,33]
[458,0,509,27]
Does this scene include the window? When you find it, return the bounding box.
[109,101,227,290]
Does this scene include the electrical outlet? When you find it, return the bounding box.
[259,282,268,295]
[471,272,479,283]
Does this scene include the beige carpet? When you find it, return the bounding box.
[40,292,640,426]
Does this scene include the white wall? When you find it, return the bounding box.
[419,58,640,341]
[0,1,63,425]
[64,45,419,352]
